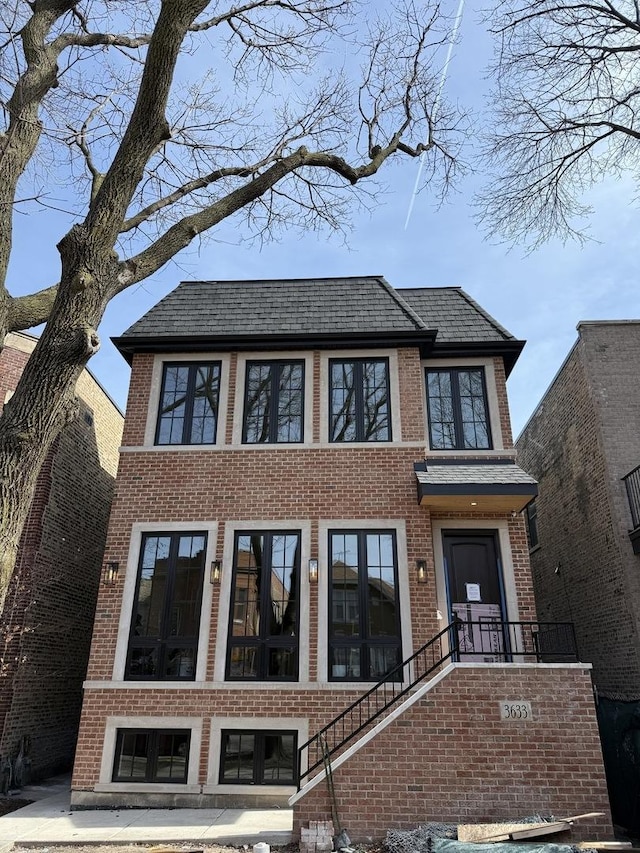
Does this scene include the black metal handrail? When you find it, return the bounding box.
[297,619,577,786]
[623,464,640,530]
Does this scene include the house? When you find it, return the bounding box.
[72,277,612,841]
[516,320,640,835]
[0,332,123,786]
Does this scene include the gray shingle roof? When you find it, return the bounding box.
[118,276,516,345]
[121,276,430,339]
[416,464,537,487]
[400,287,515,344]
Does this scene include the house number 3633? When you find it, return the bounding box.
[500,701,532,720]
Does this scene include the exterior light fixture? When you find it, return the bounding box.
[416,559,427,584]
[210,560,222,584]
[103,560,119,587]
[308,559,319,583]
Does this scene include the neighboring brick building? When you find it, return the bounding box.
[73,277,611,841]
[0,332,123,785]
[516,320,640,834]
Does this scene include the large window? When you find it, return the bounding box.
[227,531,300,680]
[112,729,190,783]
[126,533,206,680]
[329,358,391,442]
[329,530,401,681]
[243,360,304,443]
[426,367,492,450]
[219,730,297,785]
[155,362,221,445]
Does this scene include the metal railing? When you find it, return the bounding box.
[297,619,577,786]
[623,464,640,530]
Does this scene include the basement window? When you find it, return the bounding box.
[219,730,297,785]
[112,729,190,783]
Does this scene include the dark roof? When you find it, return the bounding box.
[114,276,524,372]
[400,287,515,344]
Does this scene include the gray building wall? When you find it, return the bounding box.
[516,321,640,831]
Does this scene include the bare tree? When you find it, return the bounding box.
[478,0,640,246]
[0,0,465,610]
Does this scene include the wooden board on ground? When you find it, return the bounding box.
[458,813,607,844]
[458,822,570,843]
[575,844,633,850]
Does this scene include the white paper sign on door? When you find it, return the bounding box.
[465,582,481,602]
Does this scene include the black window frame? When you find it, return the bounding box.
[328,529,402,682]
[155,361,222,446]
[125,531,207,681]
[226,530,301,682]
[329,357,392,443]
[242,359,305,444]
[525,500,539,549]
[219,729,298,786]
[112,728,191,784]
[425,366,493,451]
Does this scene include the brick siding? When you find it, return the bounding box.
[73,338,608,831]
[293,666,612,842]
[516,324,640,700]
[0,334,123,779]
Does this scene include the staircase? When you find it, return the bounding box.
[296,619,577,791]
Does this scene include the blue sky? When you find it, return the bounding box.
[7,1,640,437]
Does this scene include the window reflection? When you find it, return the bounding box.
[330,359,390,442]
[227,531,300,680]
[329,531,401,680]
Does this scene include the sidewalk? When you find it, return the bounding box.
[0,775,293,852]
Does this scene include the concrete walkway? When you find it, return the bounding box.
[0,775,293,852]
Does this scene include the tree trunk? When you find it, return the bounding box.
[0,226,117,612]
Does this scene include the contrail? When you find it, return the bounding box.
[404,0,466,230]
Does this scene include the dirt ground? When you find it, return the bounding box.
[0,796,33,816]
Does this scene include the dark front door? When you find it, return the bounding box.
[442,530,507,661]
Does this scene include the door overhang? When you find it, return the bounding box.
[415,460,538,513]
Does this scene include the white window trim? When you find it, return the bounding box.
[431,519,520,640]
[213,520,312,683]
[317,518,412,685]
[319,348,402,446]
[96,715,202,794]
[230,351,314,448]
[112,521,218,682]
[422,356,504,453]
[204,715,307,796]
[143,353,231,449]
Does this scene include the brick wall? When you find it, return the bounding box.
[516,325,640,700]
[74,341,577,821]
[293,665,612,842]
[0,333,124,779]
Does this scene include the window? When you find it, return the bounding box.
[126,533,206,680]
[329,358,391,442]
[227,531,300,680]
[219,730,297,785]
[525,500,539,549]
[156,362,221,445]
[112,729,190,783]
[243,360,304,443]
[426,367,492,450]
[329,530,401,681]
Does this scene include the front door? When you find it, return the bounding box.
[442,530,507,661]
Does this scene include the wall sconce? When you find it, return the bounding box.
[210,559,222,584]
[308,559,318,583]
[416,559,427,584]
[103,560,119,587]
